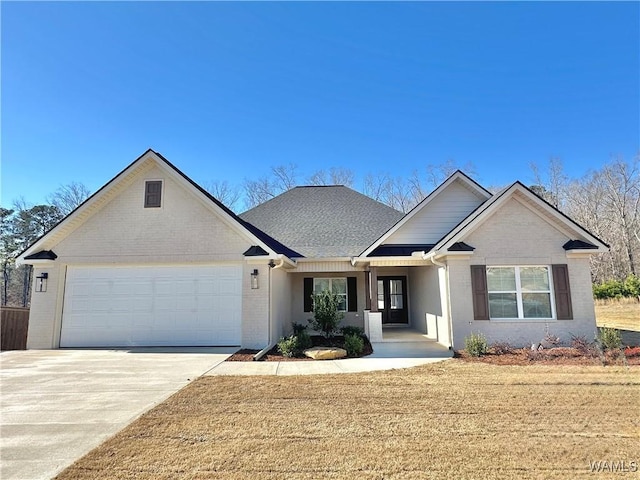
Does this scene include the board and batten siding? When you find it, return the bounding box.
[386,180,486,245]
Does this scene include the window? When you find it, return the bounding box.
[377,279,404,310]
[144,180,162,208]
[486,266,553,319]
[304,277,357,313]
[313,278,347,311]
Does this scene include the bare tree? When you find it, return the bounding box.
[557,154,640,282]
[385,177,415,213]
[243,177,276,210]
[202,180,241,212]
[243,163,299,210]
[271,163,298,191]
[362,160,478,213]
[1,207,15,305]
[598,155,640,276]
[529,158,569,209]
[308,167,355,187]
[362,173,391,203]
[422,159,477,189]
[362,174,414,213]
[46,182,91,216]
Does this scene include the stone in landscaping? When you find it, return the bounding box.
[304,347,347,360]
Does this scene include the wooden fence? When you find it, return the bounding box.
[1,307,29,351]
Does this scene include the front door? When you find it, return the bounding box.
[377,276,408,324]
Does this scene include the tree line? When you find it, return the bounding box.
[1,183,90,306]
[2,155,637,306]
[214,154,639,285]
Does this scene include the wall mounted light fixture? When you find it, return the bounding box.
[36,272,48,292]
[250,268,259,289]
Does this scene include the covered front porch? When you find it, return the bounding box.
[363,263,453,349]
[288,261,453,349]
[370,326,452,358]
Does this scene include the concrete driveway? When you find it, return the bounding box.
[1,348,234,480]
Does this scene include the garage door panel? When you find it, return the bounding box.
[132,313,153,327]
[61,265,242,347]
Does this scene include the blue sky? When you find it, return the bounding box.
[2,1,638,209]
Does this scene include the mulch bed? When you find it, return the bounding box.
[228,340,640,366]
[456,345,640,366]
[226,335,373,362]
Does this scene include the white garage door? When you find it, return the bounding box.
[61,265,242,347]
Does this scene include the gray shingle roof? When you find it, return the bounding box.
[239,186,404,257]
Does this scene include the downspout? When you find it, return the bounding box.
[428,254,454,350]
[254,258,286,361]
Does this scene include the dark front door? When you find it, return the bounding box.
[377,276,408,324]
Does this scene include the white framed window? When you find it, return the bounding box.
[313,277,347,312]
[487,266,555,320]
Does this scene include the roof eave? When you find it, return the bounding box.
[435,182,610,253]
[565,247,608,257]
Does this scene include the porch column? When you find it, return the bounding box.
[364,269,371,310]
[369,266,378,312]
[365,266,383,342]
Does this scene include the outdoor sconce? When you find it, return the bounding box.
[250,269,259,289]
[36,272,48,292]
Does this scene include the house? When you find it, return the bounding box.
[18,149,609,351]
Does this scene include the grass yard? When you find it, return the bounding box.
[595,297,640,332]
[56,361,639,480]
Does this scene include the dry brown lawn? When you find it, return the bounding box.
[56,361,639,480]
[595,297,640,332]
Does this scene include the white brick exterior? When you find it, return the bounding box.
[289,271,367,332]
[25,157,272,349]
[21,155,603,353]
[446,197,598,349]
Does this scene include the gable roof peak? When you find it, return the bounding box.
[18,149,298,263]
[429,178,609,253]
[358,169,492,257]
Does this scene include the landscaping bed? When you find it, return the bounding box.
[457,345,640,366]
[227,335,374,362]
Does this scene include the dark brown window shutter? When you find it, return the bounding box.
[347,277,357,312]
[552,264,573,320]
[145,181,162,208]
[303,278,313,312]
[471,265,490,320]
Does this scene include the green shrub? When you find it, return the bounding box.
[597,327,622,351]
[292,322,308,335]
[624,274,640,297]
[277,336,299,358]
[593,274,640,299]
[277,332,312,358]
[297,330,312,350]
[308,290,344,338]
[344,333,364,357]
[341,325,365,338]
[464,332,488,357]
